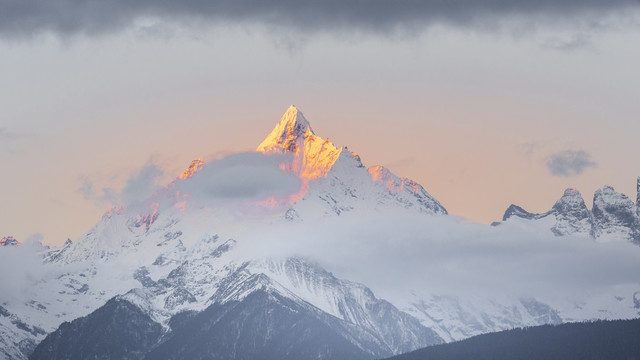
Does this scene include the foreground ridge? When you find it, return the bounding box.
[384,318,640,360]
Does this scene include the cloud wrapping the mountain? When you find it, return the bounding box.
[175,152,300,202]
[237,212,640,302]
[2,0,639,38]
[546,149,597,177]
[0,244,48,303]
[120,161,165,205]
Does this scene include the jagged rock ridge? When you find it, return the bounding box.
[499,181,640,243]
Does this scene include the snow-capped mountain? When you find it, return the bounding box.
[498,179,640,243]
[2,106,640,359]
[258,106,447,218]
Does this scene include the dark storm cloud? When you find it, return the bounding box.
[546,149,597,177]
[2,0,639,37]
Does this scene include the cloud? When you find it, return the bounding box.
[175,152,300,203]
[77,176,118,205]
[2,0,638,38]
[235,211,640,304]
[77,160,165,206]
[0,241,49,302]
[542,32,592,51]
[120,161,165,205]
[545,149,596,177]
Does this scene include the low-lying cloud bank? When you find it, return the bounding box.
[237,212,640,301]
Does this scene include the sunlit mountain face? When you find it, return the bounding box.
[177,158,205,180]
[1,106,640,360]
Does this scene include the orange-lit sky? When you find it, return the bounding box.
[2,4,640,246]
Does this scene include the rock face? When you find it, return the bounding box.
[502,205,539,221]
[0,236,19,246]
[146,290,372,360]
[591,186,640,242]
[500,184,640,243]
[637,177,640,218]
[550,188,593,237]
[30,298,163,360]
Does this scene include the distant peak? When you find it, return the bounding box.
[637,177,640,204]
[257,106,314,153]
[562,188,581,196]
[552,188,588,214]
[0,236,19,247]
[178,158,205,180]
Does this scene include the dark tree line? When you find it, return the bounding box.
[385,318,640,360]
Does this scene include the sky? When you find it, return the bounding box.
[1,0,640,246]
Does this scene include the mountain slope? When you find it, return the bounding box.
[30,298,163,360]
[30,258,443,360]
[147,290,373,360]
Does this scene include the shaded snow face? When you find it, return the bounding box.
[234,212,640,302]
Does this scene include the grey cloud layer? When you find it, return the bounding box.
[236,212,640,300]
[546,149,597,177]
[3,0,639,37]
[175,152,300,203]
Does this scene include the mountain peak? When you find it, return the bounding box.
[178,158,205,180]
[0,236,19,247]
[257,106,341,180]
[257,106,314,154]
[563,188,580,196]
[553,188,587,208]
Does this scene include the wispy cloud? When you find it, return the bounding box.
[546,149,596,177]
[542,33,593,51]
[77,159,165,206]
